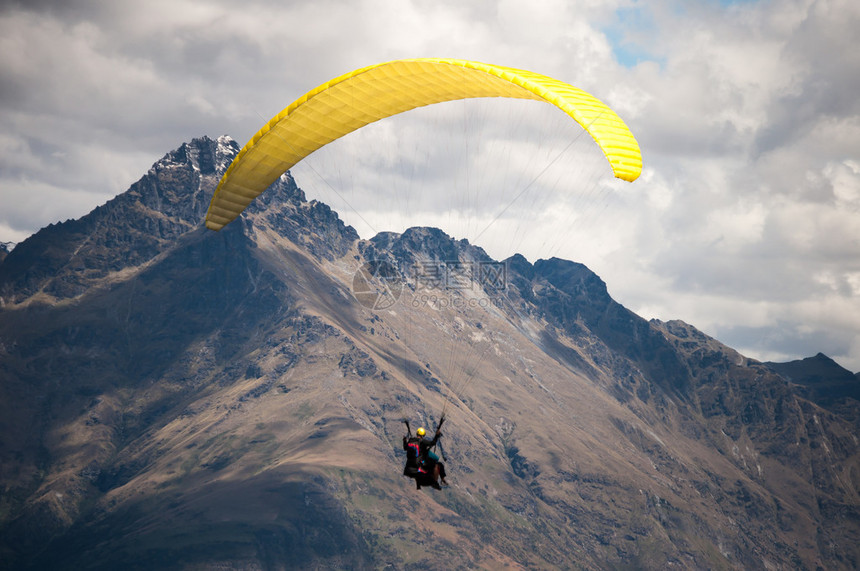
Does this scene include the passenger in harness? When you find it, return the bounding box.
[402,420,448,490]
[403,430,422,486]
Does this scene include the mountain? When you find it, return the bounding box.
[766,353,860,419]
[0,242,11,264]
[1,137,858,570]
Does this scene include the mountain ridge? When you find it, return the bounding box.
[765,352,860,425]
[0,136,858,570]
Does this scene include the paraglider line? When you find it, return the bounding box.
[253,110,379,235]
[472,111,606,243]
[439,330,498,425]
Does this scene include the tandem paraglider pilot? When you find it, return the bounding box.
[402,420,448,490]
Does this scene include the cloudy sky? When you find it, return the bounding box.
[2,0,859,371]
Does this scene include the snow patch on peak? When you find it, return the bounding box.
[187,143,202,172]
[149,137,238,176]
[215,135,239,175]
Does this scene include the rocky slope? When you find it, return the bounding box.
[0,242,12,264]
[0,137,858,570]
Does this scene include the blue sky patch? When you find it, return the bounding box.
[603,5,665,68]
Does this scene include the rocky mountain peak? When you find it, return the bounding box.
[658,318,708,339]
[360,227,492,275]
[0,136,246,304]
[503,252,535,280]
[151,135,238,175]
[534,257,611,304]
[766,352,860,418]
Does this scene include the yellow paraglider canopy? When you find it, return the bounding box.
[205,58,642,231]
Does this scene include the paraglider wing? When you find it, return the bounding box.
[205,58,642,231]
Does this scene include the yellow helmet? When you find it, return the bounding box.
[416,427,426,437]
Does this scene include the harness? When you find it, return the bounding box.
[407,441,421,461]
[403,419,445,479]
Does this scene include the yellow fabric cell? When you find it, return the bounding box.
[205,58,642,231]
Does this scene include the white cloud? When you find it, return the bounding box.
[1,0,858,371]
